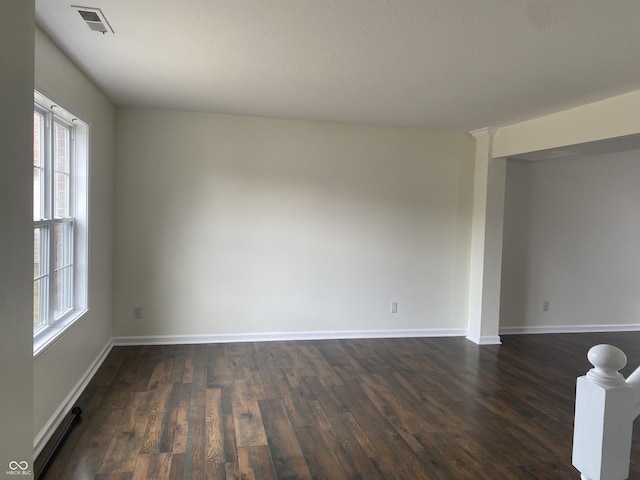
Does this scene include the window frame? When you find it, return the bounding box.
[33,90,89,357]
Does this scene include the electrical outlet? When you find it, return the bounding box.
[133,306,143,319]
[391,302,398,314]
[543,300,549,312]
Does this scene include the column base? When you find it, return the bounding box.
[465,333,502,345]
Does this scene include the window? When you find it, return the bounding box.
[33,91,88,355]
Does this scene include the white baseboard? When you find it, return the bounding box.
[113,328,468,346]
[465,333,502,345]
[500,324,640,335]
[33,338,114,458]
[113,325,640,347]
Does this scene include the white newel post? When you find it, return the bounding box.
[572,344,640,480]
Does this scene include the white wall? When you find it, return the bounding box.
[114,109,475,338]
[33,28,115,449]
[500,150,640,330]
[0,0,35,472]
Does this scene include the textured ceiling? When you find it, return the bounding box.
[36,0,640,130]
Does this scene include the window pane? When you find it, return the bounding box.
[34,227,49,336]
[54,123,70,173]
[54,222,73,320]
[34,167,44,220]
[34,112,43,167]
[34,112,45,220]
[54,266,72,318]
[54,222,73,268]
[34,277,48,334]
[54,123,71,217]
[55,171,70,217]
[34,228,42,278]
[34,278,42,332]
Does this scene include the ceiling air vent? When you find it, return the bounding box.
[72,5,114,34]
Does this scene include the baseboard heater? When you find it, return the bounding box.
[35,406,83,480]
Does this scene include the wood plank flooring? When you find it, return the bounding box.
[36,332,640,479]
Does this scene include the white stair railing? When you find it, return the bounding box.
[573,344,640,480]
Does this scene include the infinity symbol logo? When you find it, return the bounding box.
[8,461,29,471]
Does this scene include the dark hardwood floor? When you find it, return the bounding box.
[36,332,640,479]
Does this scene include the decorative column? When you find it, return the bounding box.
[466,127,505,345]
[573,344,635,480]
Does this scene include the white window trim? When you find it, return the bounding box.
[33,90,90,358]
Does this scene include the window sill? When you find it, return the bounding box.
[33,309,88,359]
